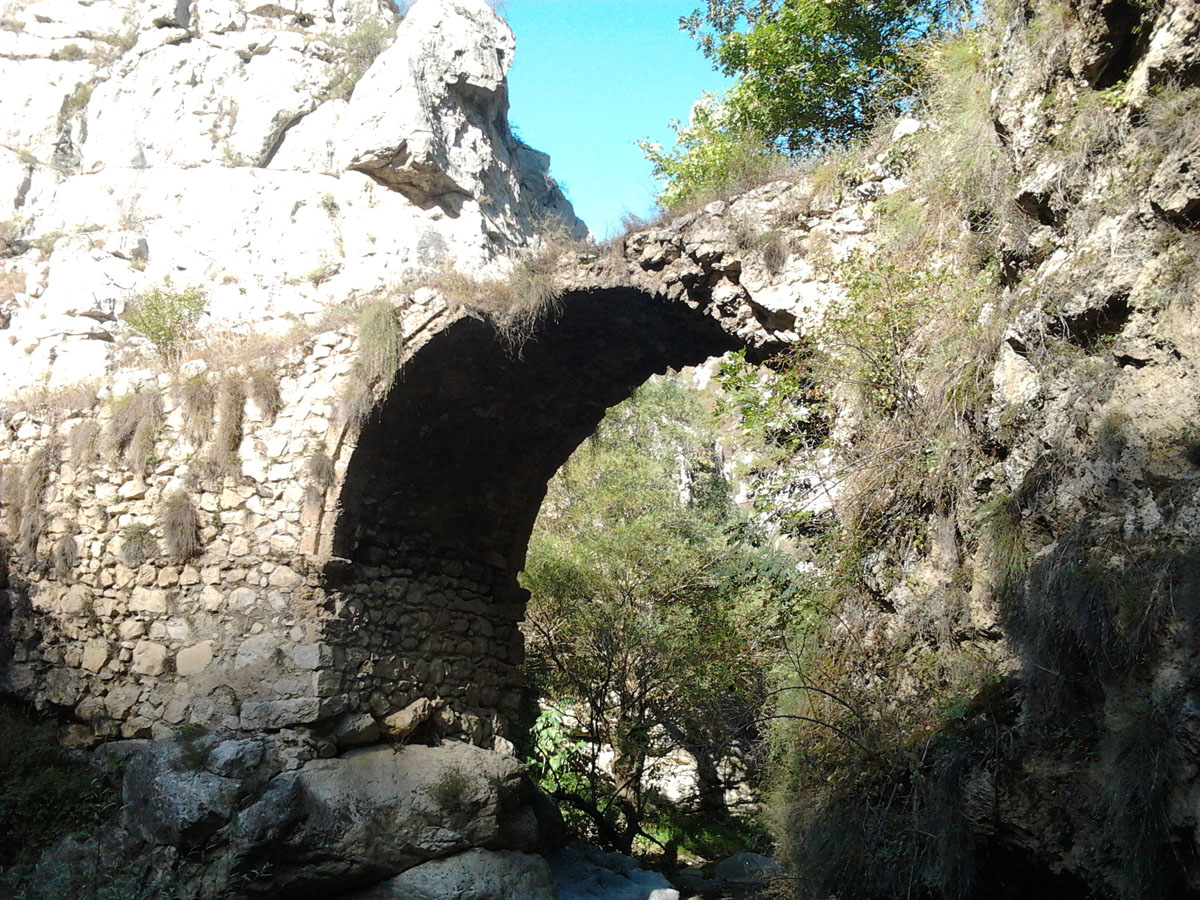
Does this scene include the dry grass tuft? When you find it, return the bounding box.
[67,421,100,467]
[105,391,164,473]
[210,378,246,477]
[174,375,216,446]
[51,533,78,578]
[339,299,404,426]
[246,368,283,425]
[436,248,565,352]
[304,450,336,507]
[160,491,200,563]
[305,451,336,490]
[4,446,61,559]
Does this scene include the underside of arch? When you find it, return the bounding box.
[320,286,758,740]
[334,287,745,577]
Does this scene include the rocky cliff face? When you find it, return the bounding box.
[0,0,583,396]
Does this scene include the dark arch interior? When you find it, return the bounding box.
[334,287,745,578]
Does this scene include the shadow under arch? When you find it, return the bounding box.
[324,286,766,742]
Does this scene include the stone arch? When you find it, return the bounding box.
[319,283,780,744]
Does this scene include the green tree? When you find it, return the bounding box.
[685,0,968,151]
[643,0,968,208]
[522,378,805,855]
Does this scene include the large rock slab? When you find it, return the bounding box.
[262,741,550,892]
[549,841,679,900]
[340,849,556,900]
[121,738,241,848]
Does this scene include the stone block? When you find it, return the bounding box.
[132,640,169,676]
[176,641,215,676]
[81,639,110,673]
[333,712,381,749]
[131,587,168,613]
[381,697,437,741]
[105,684,143,718]
[236,634,277,669]
[60,583,92,615]
[239,698,323,730]
[119,618,147,640]
[269,565,301,588]
[290,643,327,670]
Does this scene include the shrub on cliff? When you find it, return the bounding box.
[646,0,970,208]
[121,282,207,360]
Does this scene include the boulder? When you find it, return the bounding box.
[548,841,680,900]
[121,740,240,848]
[340,849,556,900]
[265,741,550,892]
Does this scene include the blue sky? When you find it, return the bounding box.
[500,1,731,238]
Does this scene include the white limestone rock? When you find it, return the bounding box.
[549,841,680,900]
[342,849,557,900]
[0,0,583,397]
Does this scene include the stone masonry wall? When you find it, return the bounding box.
[0,146,897,748]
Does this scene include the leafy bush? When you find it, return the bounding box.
[683,0,970,152]
[121,283,207,360]
[523,378,807,853]
[638,96,790,211]
[119,523,156,566]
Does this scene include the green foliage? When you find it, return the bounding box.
[121,283,207,359]
[683,0,969,152]
[0,702,118,867]
[638,96,789,211]
[120,523,156,566]
[523,378,806,852]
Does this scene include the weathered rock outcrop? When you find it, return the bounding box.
[0,0,582,395]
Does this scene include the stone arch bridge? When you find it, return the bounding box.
[0,190,843,750]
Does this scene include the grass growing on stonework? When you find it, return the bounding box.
[209,376,246,476]
[161,491,200,563]
[105,391,163,474]
[120,522,156,566]
[340,298,405,426]
[0,701,118,868]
